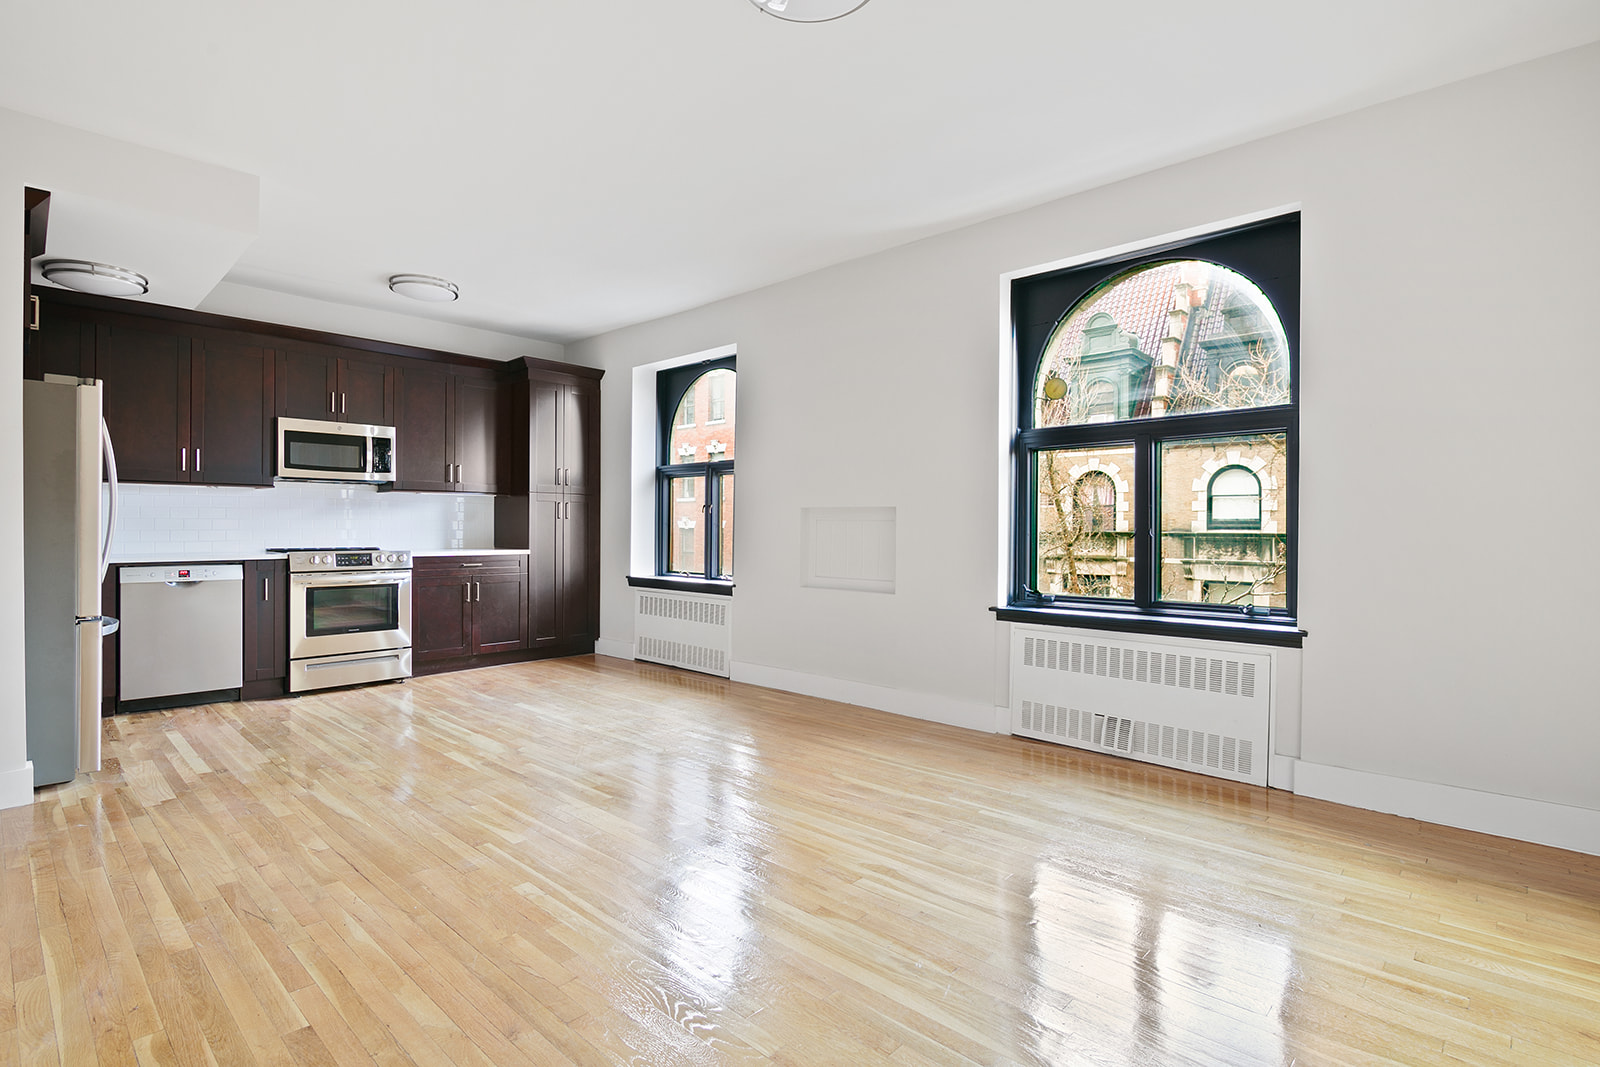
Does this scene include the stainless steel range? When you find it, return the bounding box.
[273,547,412,693]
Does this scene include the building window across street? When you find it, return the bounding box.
[1010,214,1299,624]
[658,358,736,579]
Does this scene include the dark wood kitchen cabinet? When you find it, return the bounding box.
[278,345,393,426]
[529,376,598,496]
[412,555,528,671]
[95,320,190,482]
[95,321,274,486]
[393,365,501,493]
[242,559,288,699]
[495,359,602,653]
[528,493,595,648]
[192,338,276,485]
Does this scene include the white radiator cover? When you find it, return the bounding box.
[633,589,733,678]
[1010,625,1272,786]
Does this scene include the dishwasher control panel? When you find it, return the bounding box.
[119,564,246,585]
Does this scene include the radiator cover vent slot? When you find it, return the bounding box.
[1011,628,1270,786]
[634,590,732,678]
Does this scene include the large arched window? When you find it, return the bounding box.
[658,358,735,579]
[1008,214,1298,626]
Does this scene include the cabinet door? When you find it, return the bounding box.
[453,376,500,494]
[472,567,528,654]
[529,380,565,496]
[243,560,287,682]
[562,383,598,496]
[279,348,338,420]
[394,366,456,491]
[97,322,190,482]
[193,339,274,486]
[562,495,596,640]
[32,305,94,381]
[413,573,473,660]
[338,356,392,427]
[528,496,564,648]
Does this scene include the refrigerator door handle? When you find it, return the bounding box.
[100,416,119,583]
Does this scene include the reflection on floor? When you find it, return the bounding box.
[7,654,1598,1065]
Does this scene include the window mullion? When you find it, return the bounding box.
[1133,432,1154,609]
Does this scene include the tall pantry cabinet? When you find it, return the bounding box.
[495,358,603,654]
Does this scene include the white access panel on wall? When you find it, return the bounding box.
[1010,625,1272,786]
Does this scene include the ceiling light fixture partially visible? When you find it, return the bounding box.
[746,0,872,23]
[388,273,459,302]
[40,259,150,298]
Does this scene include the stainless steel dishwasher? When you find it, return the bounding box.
[118,564,244,707]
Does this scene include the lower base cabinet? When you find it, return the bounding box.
[242,559,287,700]
[413,555,529,670]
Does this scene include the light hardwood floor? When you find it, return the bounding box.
[5,655,1598,1066]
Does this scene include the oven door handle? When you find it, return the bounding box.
[290,570,413,588]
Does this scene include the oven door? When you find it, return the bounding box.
[289,569,412,660]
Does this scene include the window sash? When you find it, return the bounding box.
[1016,417,1294,616]
[658,460,734,579]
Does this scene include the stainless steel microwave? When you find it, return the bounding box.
[277,417,396,483]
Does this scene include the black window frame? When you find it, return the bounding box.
[1002,214,1302,645]
[657,356,735,581]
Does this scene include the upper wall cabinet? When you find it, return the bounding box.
[279,346,394,426]
[96,321,190,483]
[35,290,520,494]
[529,376,598,497]
[394,365,502,494]
[96,322,275,486]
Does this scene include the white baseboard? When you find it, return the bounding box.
[594,638,633,660]
[730,661,1000,734]
[0,761,35,810]
[1293,760,1600,857]
[1269,754,1296,791]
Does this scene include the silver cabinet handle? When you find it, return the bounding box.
[28,294,40,330]
[447,462,453,481]
[195,448,200,473]
[331,391,337,413]
[474,581,481,602]
[456,463,462,482]
[181,447,187,472]
[341,392,346,415]
[263,577,269,601]
[459,562,484,567]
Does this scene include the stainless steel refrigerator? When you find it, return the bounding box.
[23,376,120,788]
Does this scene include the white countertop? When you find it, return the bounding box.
[109,552,287,564]
[109,547,530,565]
[413,548,530,557]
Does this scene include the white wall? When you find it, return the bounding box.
[571,44,1600,849]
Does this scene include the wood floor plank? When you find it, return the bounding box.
[6,655,1599,1066]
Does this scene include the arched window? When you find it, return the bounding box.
[1075,471,1116,532]
[659,360,736,579]
[1207,466,1261,529]
[1011,214,1298,620]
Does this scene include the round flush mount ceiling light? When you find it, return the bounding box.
[387,273,459,302]
[747,0,872,22]
[39,259,149,298]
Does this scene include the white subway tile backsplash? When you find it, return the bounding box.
[107,482,495,560]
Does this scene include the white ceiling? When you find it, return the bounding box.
[7,1,1599,344]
